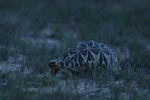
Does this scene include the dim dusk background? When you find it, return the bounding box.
[0,0,150,100]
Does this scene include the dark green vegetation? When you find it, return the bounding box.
[0,0,150,100]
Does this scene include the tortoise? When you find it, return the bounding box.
[49,40,118,76]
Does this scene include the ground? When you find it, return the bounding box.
[0,0,150,100]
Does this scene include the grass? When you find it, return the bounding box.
[0,46,10,61]
[0,0,150,100]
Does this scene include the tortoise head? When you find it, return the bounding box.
[49,59,63,75]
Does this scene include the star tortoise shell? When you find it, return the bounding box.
[49,40,118,75]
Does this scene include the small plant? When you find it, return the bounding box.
[0,46,9,61]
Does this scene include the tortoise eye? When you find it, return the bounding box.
[50,62,55,65]
[49,61,56,68]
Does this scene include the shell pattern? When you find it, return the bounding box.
[60,40,118,72]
